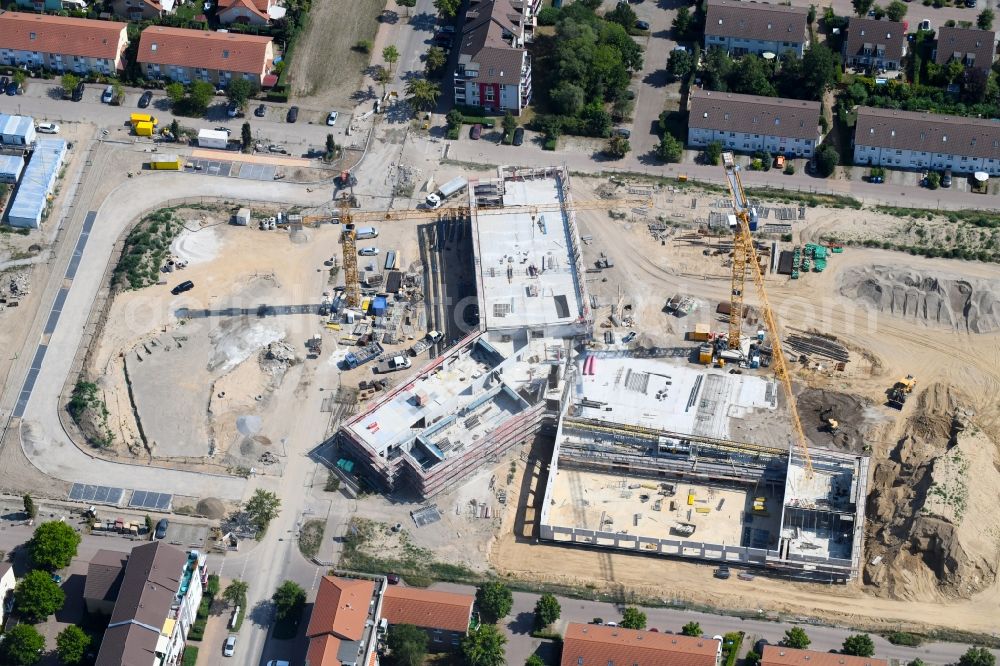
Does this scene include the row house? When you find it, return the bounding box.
[454,0,533,114]
[561,624,721,666]
[933,25,997,73]
[853,105,1000,175]
[844,17,906,71]
[216,0,286,26]
[0,11,128,74]
[704,0,810,58]
[137,26,274,87]
[110,0,176,22]
[687,89,822,158]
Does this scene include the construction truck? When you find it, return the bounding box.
[408,330,442,356]
[887,374,916,409]
[374,355,411,374]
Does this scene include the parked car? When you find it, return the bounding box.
[326,111,339,126]
[170,280,194,295]
[512,127,525,146]
[223,636,237,657]
[255,103,267,117]
[714,564,731,579]
[634,19,650,30]
[36,122,59,134]
[101,85,114,103]
[51,574,62,584]
[287,105,299,123]
[5,82,19,96]
[154,518,169,539]
[606,621,618,628]
[72,81,85,102]
[942,168,953,188]
[918,19,932,31]
[613,127,631,138]
[966,0,976,7]
[138,90,153,108]
[470,124,483,140]
[622,331,636,344]
[226,100,241,118]
[359,247,379,256]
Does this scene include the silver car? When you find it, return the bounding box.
[223,635,236,657]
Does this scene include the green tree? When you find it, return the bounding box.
[205,574,220,598]
[706,140,723,165]
[226,78,255,109]
[978,8,994,30]
[386,624,428,666]
[29,521,81,570]
[355,39,373,54]
[681,621,702,636]
[551,81,586,116]
[241,122,252,152]
[533,593,561,630]
[959,647,996,666]
[801,44,840,100]
[325,133,338,161]
[746,651,762,666]
[189,80,215,112]
[0,624,44,665]
[885,0,907,21]
[656,134,683,163]
[924,170,940,189]
[272,580,306,622]
[244,489,281,532]
[60,73,79,98]
[908,660,926,666]
[605,2,637,29]
[526,657,545,666]
[620,607,647,630]
[223,579,248,607]
[446,108,463,129]
[170,119,180,138]
[405,78,441,111]
[537,6,560,25]
[13,69,25,86]
[397,0,416,6]
[730,55,777,96]
[16,570,66,623]
[375,65,392,96]
[783,627,812,649]
[807,5,817,24]
[165,82,186,104]
[23,494,37,519]
[667,49,694,82]
[673,6,693,38]
[703,46,733,91]
[607,134,631,158]
[872,5,885,19]
[502,111,518,140]
[434,0,461,18]
[425,46,448,76]
[462,624,507,666]
[842,634,875,657]
[947,58,966,84]
[144,514,153,534]
[476,582,513,624]
[383,45,400,74]
[851,0,874,16]
[56,625,90,665]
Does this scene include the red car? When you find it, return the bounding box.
[470,124,483,140]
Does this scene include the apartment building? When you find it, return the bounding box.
[91,542,207,666]
[933,25,997,73]
[844,17,906,70]
[0,11,128,74]
[216,0,286,26]
[305,576,380,666]
[454,0,533,114]
[0,563,15,627]
[762,645,888,666]
[137,26,274,87]
[561,624,722,666]
[704,0,810,58]
[853,106,1000,175]
[380,586,474,651]
[688,89,822,157]
[84,549,129,616]
[110,0,175,22]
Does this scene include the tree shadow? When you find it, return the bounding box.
[46,87,64,101]
[249,598,275,628]
[508,611,535,635]
[409,11,437,31]
[379,9,399,24]
[643,69,669,88]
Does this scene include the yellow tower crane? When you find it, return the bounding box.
[721,151,813,476]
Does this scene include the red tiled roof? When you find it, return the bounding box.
[560,623,720,666]
[0,11,127,61]
[380,586,474,634]
[217,0,270,22]
[306,576,375,641]
[762,645,888,666]
[136,26,273,74]
[306,634,342,666]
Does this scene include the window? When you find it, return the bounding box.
[223,50,229,59]
[151,43,158,52]
[485,87,495,102]
[578,659,584,666]
[29,32,35,40]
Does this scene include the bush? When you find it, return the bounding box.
[355,40,372,53]
[181,646,199,666]
[886,632,922,647]
[537,6,560,25]
[842,634,875,658]
[815,145,839,177]
[543,138,558,150]
[784,163,795,175]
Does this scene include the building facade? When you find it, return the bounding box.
[110,0,175,22]
[137,26,274,87]
[0,563,15,627]
[844,17,906,70]
[704,0,809,58]
[0,12,128,74]
[933,25,997,73]
[853,106,1000,175]
[216,0,285,25]
[453,0,533,114]
[687,89,822,157]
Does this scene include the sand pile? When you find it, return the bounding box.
[864,384,1000,599]
[838,265,1000,333]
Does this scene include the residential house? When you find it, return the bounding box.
[762,645,888,666]
[933,25,997,73]
[380,586,474,651]
[93,542,207,666]
[216,0,286,26]
[304,576,380,666]
[14,0,86,13]
[454,0,533,114]
[0,562,15,626]
[110,0,176,22]
[704,0,810,58]
[560,623,722,666]
[844,17,906,70]
[83,549,129,616]
[0,12,129,74]
[137,26,274,87]
[853,105,1000,175]
[687,89,822,157]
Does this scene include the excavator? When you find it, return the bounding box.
[888,374,917,409]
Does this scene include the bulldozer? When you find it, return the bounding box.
[887,374,916,409]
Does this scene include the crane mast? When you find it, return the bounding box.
[721,152,813,476]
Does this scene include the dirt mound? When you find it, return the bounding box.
[797,388,871,453]
[196,497,226,519]
[838,265,1000,333]
[864,384,1000,599]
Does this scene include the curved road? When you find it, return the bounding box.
[2,143,332,501]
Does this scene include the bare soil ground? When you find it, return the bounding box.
[287,0,385,103]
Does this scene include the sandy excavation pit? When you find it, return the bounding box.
[838,265,1000,333]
